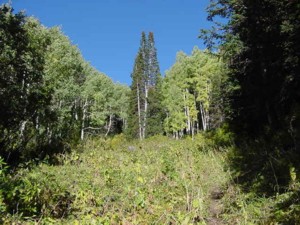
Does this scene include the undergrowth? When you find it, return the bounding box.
[0,134,228,224]
[0,133,299,224]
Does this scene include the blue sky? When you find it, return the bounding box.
[11,0,211,85]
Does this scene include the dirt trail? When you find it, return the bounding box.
[206,187,224,225]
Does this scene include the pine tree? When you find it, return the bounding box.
[127,32,162,139]
[126,51,145,139]
[147,32,160,86]
[146,74,165,137]
[145,32,164,137]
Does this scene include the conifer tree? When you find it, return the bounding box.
[126,51,145,139]
[147,32,160,86]
[146,75,165,137]
[127,32,162,139]
[145,32,164,137]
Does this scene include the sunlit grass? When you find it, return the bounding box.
[3,135,230,224]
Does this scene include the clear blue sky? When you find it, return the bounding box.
[11,0,211,85]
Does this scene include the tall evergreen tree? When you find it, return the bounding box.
[145,32,164,137]
[147,74,165,137]
[147,32,161,86]
[127,32,162,139]
[127,51,145,139]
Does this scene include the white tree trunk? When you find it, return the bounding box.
[184,90,191,135]
[20,120,28,138]
[194,95,199,133]
[187,107,191,135]
[35,115,39,130]
[81,99,88,140]
[200,102,207,131]
[137,82,142,140]
[74,99,78,120]
[142,83,148,139]
[47,126,52,143]
[105,114,113,137]
[207,113,210,130]
[191,121,195,140]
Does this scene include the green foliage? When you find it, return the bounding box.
[126,50,145,139]
[0,157,8,217]
[209,123,234,147]
[7,169,73,218]
[220,184,273,224]
[202,0,300,201]
[146,76,165,136]
[127,32,163,139]
[1,135,298,224]
[271,185,300,224]
[0,5,129,167]
[0,4,52,165]
[163,47,228,137]
[220,181,300,224]
[44,26,85,142]
[0,136,230,224]
[2,1,299,224]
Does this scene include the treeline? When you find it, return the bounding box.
[127,34,228,140]
[0,4,228,166]
[0,5,129,166]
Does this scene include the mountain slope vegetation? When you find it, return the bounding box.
[0,1,299,224]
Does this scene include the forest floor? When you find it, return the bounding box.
[3,135,274,224]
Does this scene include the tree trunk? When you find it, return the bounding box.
[200,102,207,131]
[175,131,179,140]
[184,90,191,135]
[74,99,78,120]
[191,121,195,140]
[47,126,52,143]
[20,120,28,138]
[81,99,88,140]
[137,82,142,140]
[143,83,148,139]
[35,115,39,130]
[105,114,113,137]
[194,95,199,133]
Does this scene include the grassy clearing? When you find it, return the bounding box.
[2,135,230,224]
[3,134,295,224]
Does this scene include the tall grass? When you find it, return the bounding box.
[1,134,296,224]
[1,135,229,224]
